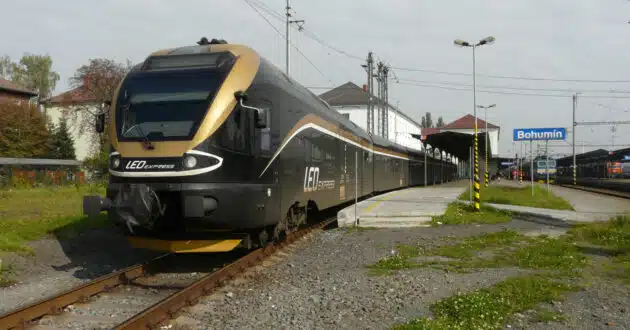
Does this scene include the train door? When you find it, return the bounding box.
[248,96,280,228]
[363,146,374,196]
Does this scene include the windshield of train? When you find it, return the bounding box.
[537,160,556,169]
[115,54,234,142]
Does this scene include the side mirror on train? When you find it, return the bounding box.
[254,108,269,129]
[234,90,269,129]
[95,113,105,133]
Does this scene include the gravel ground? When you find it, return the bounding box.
[0,228,161,315]
[164,217,630,330]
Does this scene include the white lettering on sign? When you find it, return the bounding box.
[126,160,147,169]
[125,160,176,170]
[303,166,335,192]
[516,129,564,140]
[304,167,320,192]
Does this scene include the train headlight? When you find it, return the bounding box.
[111,156,121,169]
[184,155,197,169]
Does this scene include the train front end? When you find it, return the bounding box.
[82,41,270,253]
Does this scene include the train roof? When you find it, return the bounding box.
[143,39,432,160]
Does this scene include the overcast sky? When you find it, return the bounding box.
[3,0,630,158]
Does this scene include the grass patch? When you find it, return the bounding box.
[569,214,630,284]
[429,230,522,260]
[533,306,566,323]
[458,185,574,211]
[431,202,512,226]
[0,262,16,287]
[394,275,580,330]
[0,184,110,254]
[343,225,379,233]
[368,243,421,275]
[419,230,587,275]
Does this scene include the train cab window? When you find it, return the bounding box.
[216,109,248,153]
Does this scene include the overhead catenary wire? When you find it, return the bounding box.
[242,0,333,85]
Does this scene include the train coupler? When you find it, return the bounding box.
[83,184,166,234]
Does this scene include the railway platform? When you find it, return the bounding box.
[484,180,630,223]
[336,180,468,228]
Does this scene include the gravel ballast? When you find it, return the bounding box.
[0,228,160,315]
[167,218,630,329]
[2,217,628,329]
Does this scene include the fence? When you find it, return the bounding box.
[0,157,85,188]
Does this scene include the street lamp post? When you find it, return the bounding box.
[477,104,496,188]
[454,36,496,212]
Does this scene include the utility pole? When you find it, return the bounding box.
[362,52,374,135]
[572,93,577,185]
[376,62,383,137]
[285,0,304,77]
[382,65,389,140]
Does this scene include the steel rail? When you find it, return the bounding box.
[114,217,336,330]
[0,254,172,330]
[556,183,630,199]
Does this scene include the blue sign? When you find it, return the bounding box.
[513,128,567,141]
[624,155,630,160]
[501,162,513,166]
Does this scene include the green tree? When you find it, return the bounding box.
[421,112,434,128]
[63,58,132,178]
[436,116,445,128]
[0,103,49,157]
[53,116,76,159]
[10,54,60,103]
[43,116,57,158]
[0,55,12,79]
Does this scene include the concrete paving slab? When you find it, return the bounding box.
[337,181,468,228]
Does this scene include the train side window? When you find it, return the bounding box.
[250,98,272,153]
[217,110,247,153]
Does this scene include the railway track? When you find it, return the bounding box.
[0,217,336,330]
[556,183,630,199]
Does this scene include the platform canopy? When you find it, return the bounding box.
[411,131,489,161]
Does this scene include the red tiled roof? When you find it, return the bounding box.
[48,86,99,105]
[443,114,499,130]
[421,127,442,136]
[0,78,37,96]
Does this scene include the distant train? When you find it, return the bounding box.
[522,158,557,183]
[82,38,458,253]
[556,148,630,179]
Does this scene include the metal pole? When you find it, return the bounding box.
[546,139,549,193]
[472,45,480,211]
[485,107,488,187]
[424,144,428,187]
[285,0,290,76]
[530,140,534,196]
[519,141,523,185]
[469,146,473,203]
[572,94,577,185]
[355,151,358,226]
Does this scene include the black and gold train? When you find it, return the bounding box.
[83,38,457,253]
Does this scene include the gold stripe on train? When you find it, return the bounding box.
[110,44,261,158]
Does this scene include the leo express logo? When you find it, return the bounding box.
[125,160,175,170]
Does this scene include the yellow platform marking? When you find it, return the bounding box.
[127,237,242,253]
[363,189,416,213]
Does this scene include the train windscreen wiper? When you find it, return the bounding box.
[121,103,155,150]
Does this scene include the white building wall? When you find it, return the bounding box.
[45,105,96,161]
[335,105,425,152]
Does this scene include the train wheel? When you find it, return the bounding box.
[269,217,288,243]
[257,229,270,248]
